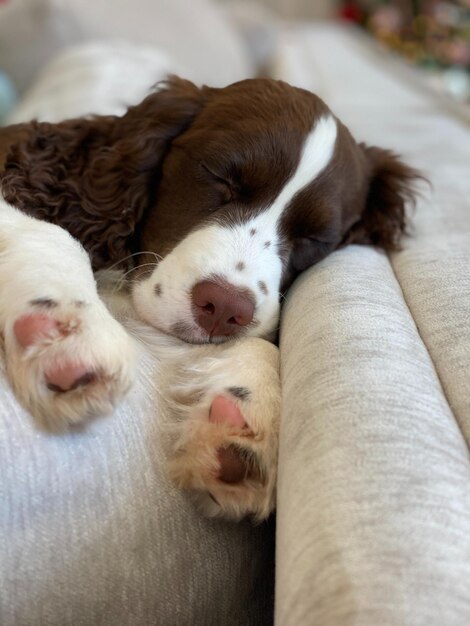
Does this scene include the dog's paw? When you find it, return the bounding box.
[165,338,280,521]
[2,297,136,430]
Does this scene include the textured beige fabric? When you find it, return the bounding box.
[277,247,470,626]
[274,24,470,625]
[393,237,470,443]
[0,345,274,626]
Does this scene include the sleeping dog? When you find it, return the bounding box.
[0,76,418,520]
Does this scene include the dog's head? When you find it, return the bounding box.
[1,77,419,343]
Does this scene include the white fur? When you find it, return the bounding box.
[163,337,280,521]
[0,199,280,519]
[132,115,338,341]
[0,199,136,429]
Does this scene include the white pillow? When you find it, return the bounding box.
[9,41,184,123]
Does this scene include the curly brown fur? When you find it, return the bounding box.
[0,77,205,270]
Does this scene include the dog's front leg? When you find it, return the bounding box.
[0,201,136,430]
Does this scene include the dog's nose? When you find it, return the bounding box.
[191,280,254,337]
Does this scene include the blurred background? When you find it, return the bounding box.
[1,0,469,123]
[228,0,470,102]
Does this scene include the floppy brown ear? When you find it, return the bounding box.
[345,145,422,250]
[0,76,205,269]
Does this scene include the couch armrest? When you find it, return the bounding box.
[276,246,470,625]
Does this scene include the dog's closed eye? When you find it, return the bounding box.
[201,163,236,206]
[290,237,335,272]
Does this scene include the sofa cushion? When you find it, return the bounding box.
[0,346,274,625]
[278,246,470,626]
[274,23,470,625]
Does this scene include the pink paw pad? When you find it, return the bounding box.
[45,363,96,393]
[209,395,247,428]
[13,314,59,349]
[14,313,94,393]
[216,447,248,484]
[209,395,251,484]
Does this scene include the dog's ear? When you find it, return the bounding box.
[1,76,205,269]
[344,145,422,250]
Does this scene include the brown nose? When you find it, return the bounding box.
[191,280,254,337]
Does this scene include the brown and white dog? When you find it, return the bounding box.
[0,76,418,520]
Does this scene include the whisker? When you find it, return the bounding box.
[96,252,162,291]
[124,262,159,273]
[103,250,162,273]
[130,268,156,282]
[110,262,159,295]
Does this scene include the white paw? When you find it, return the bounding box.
[2,297,136,429]
[165,338,280,521]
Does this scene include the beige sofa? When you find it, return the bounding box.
[274,24,470,626]
[1,3,469,625]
